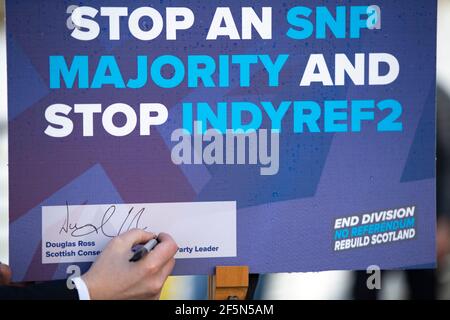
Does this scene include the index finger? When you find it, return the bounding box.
[117,229,156,248]
[143,232,178,268]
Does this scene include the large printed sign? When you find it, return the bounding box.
[7,0,436,281]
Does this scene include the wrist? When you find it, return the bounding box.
[80,273,99,300]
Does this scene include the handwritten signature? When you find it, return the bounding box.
[59,202,149,238]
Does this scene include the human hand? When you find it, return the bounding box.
[81,229,178,300]
[0,262,35,288]
[0,262,12,286]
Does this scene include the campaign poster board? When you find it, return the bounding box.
[6,0,436,281]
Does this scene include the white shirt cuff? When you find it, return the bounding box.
[72,277,91,300]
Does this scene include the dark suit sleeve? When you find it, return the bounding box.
[0,280,78,300]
